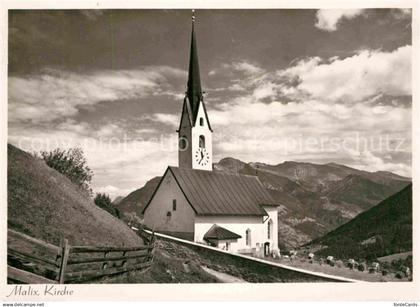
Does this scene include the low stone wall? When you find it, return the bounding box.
[147,230,360,283]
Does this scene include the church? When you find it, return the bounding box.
[142,13,279,256]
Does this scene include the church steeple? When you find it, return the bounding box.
[178,10,213,171]
[187,11,202,118]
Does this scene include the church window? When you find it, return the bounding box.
[172,199,177,211]
[246,229,251,246]
[200,117,204,126]
[268,219,273,239]
[199,135,205,148]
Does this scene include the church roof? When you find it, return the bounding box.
[203,224,242,240]
[187,19,202,119]
[177,12,212,132]
[143,167,277,216]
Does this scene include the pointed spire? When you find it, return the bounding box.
[186,9,202,119]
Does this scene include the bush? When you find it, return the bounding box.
[357,263,365,272]
[369,268,376,274]
[94,193,120,218]
[381,270,388,276]
[395,271,404,279]
[40,147,93,194]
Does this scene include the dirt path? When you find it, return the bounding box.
[201,266,247,283]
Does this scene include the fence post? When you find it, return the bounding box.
[147,230,155,262]
[58,239,70,284]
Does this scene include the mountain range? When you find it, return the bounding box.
[116,158,411,249]
[309,184,412,260]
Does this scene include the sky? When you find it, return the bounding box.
[8,9,412,199]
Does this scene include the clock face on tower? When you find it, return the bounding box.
[195,148,210,166]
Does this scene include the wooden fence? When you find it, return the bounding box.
[7,228,155,284]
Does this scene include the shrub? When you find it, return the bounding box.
[369,268,376,274]
[381,270,388,276]
[381,261,391,270]
[94,193,120,218]
[357,263,365,272]
[395,271,404,279]
[40,147,93,194]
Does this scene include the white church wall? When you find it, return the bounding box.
[191,100,212,170]
[143,170,195,238]
[194,215,279,253]
[262,205,279,253]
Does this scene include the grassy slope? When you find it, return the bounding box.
[7,144,142,247]
[311,184,412,260]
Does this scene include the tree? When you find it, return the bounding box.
[94,193,120,218]
[40,147,93,195]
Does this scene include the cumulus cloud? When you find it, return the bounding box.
[278,45,411,103]
[315,9,365,31]
[209,97,411,176]
[8,66,186,123]
[95,185,136,199]
[201,46,412,177]
[208,60,264,79]
[8,120,178,196]
[144,113,179,127]
[232,61,264,76]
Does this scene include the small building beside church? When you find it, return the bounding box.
[142,13,279,255]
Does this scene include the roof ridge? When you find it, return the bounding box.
[171,165,261,178]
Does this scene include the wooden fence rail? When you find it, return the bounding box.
[7,228,155,284]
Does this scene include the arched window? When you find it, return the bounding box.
[246,229,251,246]
[200,117,204,126]
[267,219,273,240]
[199,135,205,148]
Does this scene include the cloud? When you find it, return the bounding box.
[392,8,411,19]
[8,120,178,195]
[232,61,264,76]
[145,113,179,127]
[95,185,136,199]
[209,97,411,177]
[203,46,412,177]
[8,66,186,124]
[80,10,104,21]
[278,45,411,103]
[208,60,264,79]
[315,9,365,31]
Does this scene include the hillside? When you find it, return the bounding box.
[7,144,142,247]
[215,158,410,248]
[116,157,411,249]
[309,184,412,260]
